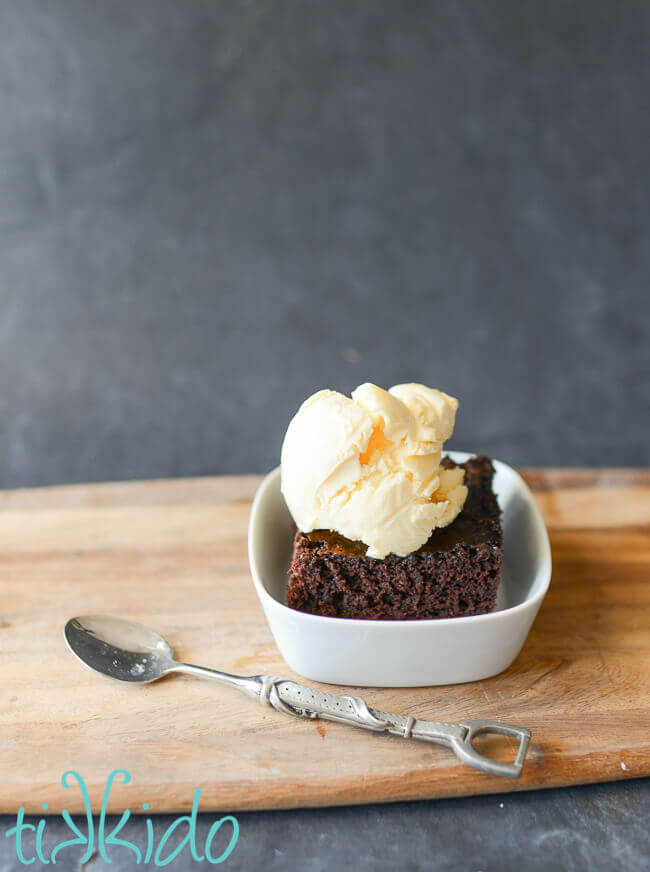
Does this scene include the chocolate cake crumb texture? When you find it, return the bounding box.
[286,456,502,620]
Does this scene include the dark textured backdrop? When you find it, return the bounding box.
[1,0,648,489]
[1,2,649,871]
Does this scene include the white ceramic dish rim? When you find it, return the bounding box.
[248,451,552,629]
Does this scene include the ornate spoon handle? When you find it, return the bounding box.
[255,675,531,779]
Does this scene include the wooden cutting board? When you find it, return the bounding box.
[0,469,648,814]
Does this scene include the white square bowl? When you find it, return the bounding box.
[248,452,551,687]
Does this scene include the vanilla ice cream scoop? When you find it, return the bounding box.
[280,383,468,558]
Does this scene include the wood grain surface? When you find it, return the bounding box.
[0,470,648,814]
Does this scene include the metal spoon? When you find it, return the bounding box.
[64,615,531,778]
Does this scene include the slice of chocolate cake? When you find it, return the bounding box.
[286,456,502,620]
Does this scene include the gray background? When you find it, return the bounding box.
[0,1,648,870]
[1,0,648,489]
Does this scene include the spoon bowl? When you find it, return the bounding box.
[64,615,176,683]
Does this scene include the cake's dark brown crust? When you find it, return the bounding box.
[286,456,502,620]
